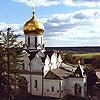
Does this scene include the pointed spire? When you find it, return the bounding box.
[32,7,35,18]
[32,10,35,19]
[33,11,35,16]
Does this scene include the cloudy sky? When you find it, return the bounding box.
[1,0,100,47]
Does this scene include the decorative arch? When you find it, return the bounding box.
[74,83,81,96]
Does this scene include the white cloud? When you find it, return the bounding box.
[44,9,100,46]
[12,0,100,7]
[12,0,60,7]
[63,0,100,7]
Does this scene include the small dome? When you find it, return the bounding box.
[24,12,44,35]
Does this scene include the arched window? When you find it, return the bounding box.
[74,83,81,96]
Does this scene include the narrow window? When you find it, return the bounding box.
[35,36,37,48]
[22,63,25,70]
[28,36,30,47]
[41,37,42,44]
[34,80,37,88]
[25,35,27,45]
[51,86,54,92]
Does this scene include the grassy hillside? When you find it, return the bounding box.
[72,52,100,59]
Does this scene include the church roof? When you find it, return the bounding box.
[45,68,73,80]
[45,63,86,79]
[52,68,73,79]
[60,63,77,72]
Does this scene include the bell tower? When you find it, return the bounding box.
[24,11,45,52]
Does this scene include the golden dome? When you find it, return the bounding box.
[24,12,44,35]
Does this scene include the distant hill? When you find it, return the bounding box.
[46,46,100,53]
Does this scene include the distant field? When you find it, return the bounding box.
[72,52,100,58]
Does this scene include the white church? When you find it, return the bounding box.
[21,11,87,98]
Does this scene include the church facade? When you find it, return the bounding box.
[21,11,87,98]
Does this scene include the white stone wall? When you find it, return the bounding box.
[20,74,87,98]
[43,79,63,98]
[21,74,42,96]
[31,75,42,96]
[63,78,87,97]
[20,74,64,98]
